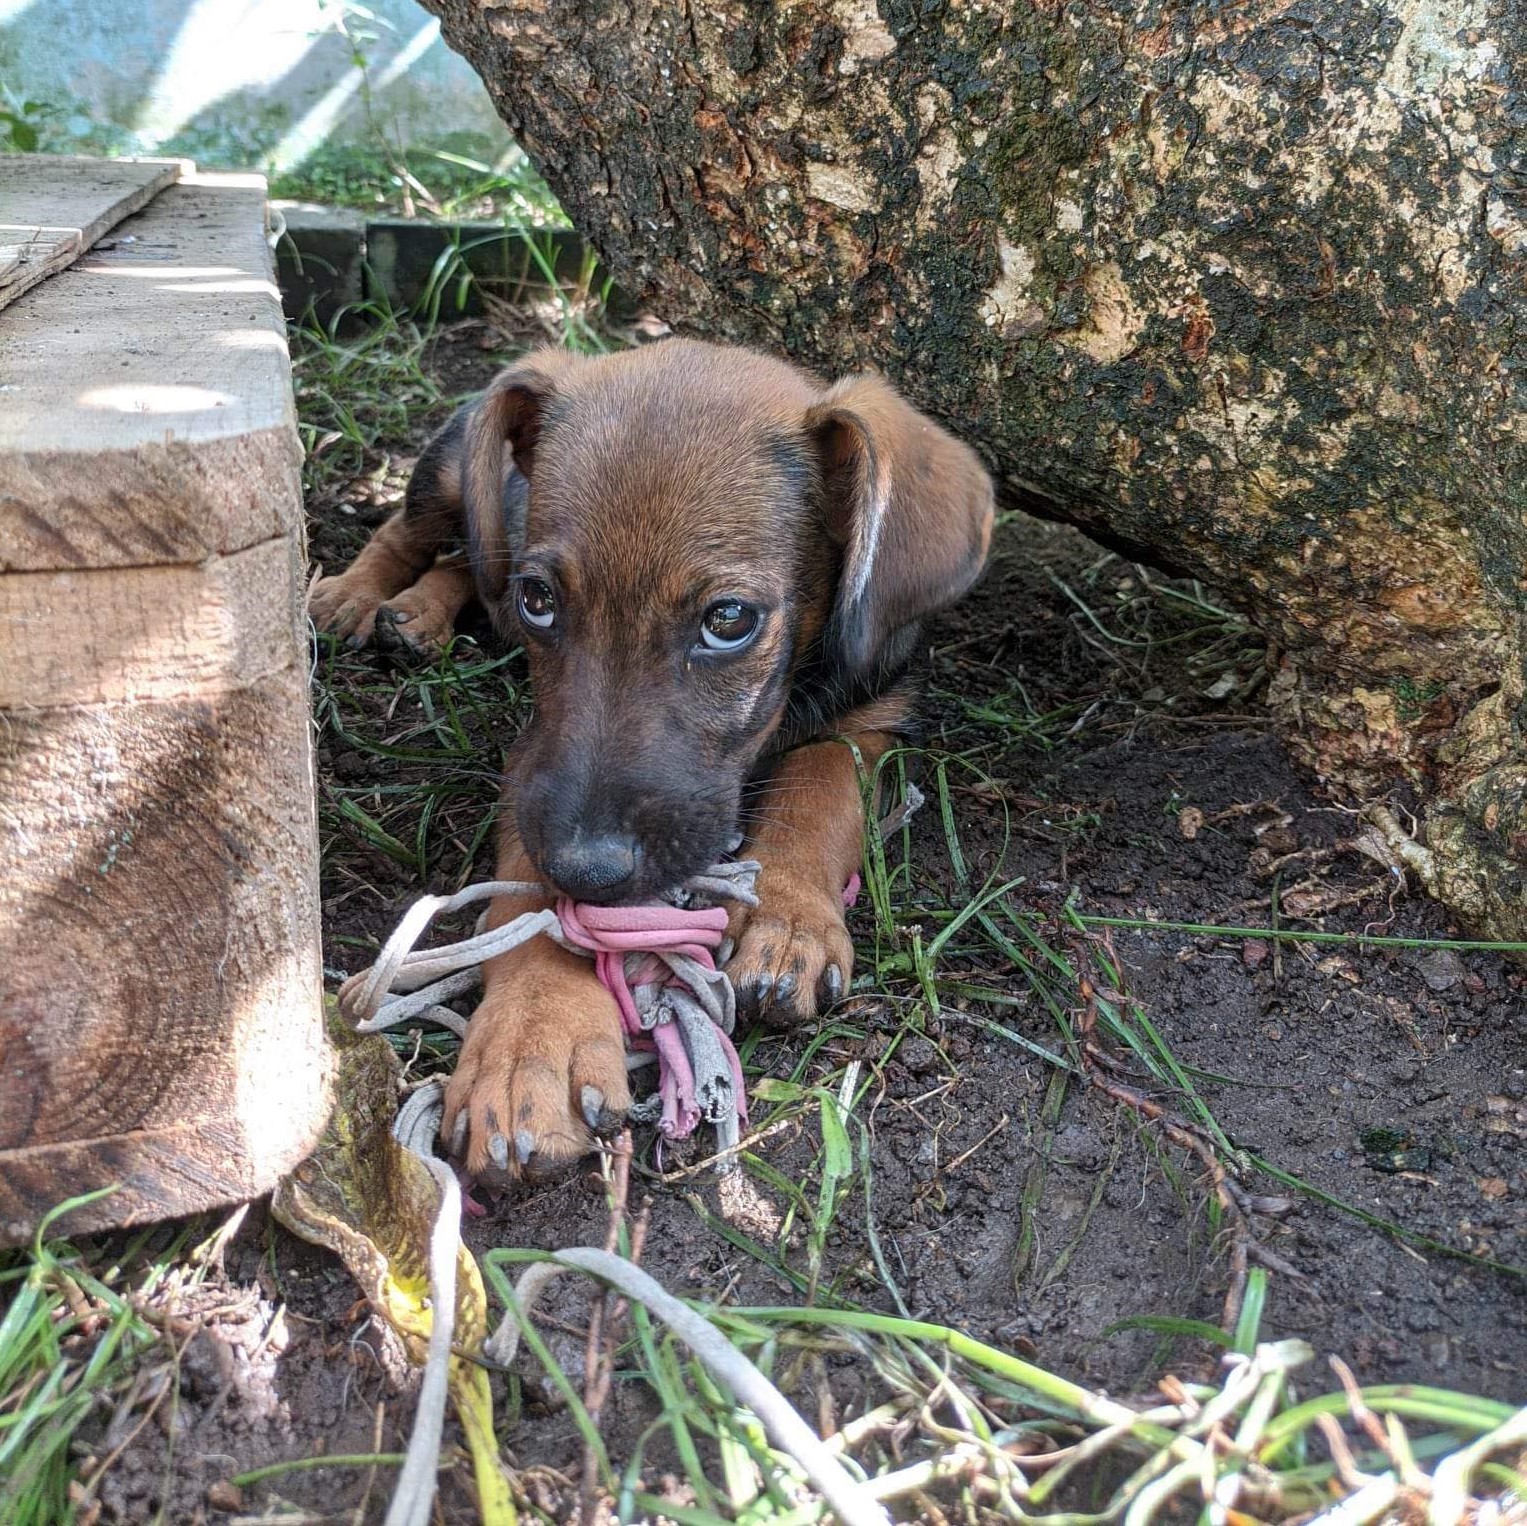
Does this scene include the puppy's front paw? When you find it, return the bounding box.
[727,872,854,1027]
[441,954,631,1184]
[309,568,388,648]
[373,583,456,664]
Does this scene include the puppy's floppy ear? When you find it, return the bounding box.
[808,373,995,678]
[462,347,584,606]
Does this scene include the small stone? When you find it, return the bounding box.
[1176,806,1205,840]
[207,1481,243,1513]
[1419,950,1465,993]
[1242,939,1270,969]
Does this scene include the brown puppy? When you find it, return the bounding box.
[309,339,994,1179]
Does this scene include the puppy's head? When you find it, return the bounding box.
[460,339,993,902]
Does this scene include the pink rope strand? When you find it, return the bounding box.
[556,898,745,1139]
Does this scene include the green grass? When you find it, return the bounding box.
[0,1195,181,1526]
[937,552,1268,753]
[271,141,567,226]
[482,1238,1526,1525]
[290,295,443,503]
[1077,911,1527,955]
[290,240,614,508]
[311,639,528,898]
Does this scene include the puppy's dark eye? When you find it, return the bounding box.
[699,600,760,652]
[518,578,556,631]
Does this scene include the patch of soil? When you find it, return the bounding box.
[93,324,1526,1523]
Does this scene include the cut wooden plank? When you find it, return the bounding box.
[0,538,298,708]
[0,167,328,1246]
[0,154,181,312]
[0,675,326,1227]
[0,170,297,572]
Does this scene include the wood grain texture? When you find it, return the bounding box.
[0,171,300,572]
[0,537,300,708]
[0,164,328,1245]
[0,674,328,1241]
[0,155,180,312]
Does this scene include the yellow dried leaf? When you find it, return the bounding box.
[274,1004,516,1525]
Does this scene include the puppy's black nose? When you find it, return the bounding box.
[543,834,638,901]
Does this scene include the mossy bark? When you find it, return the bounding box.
[426,0,1527,937]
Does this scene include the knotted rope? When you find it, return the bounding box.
[345,785,922,1165]
[339,858,763,1154]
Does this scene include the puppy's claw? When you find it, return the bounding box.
[449,1110,469,1159]
[581,1085,605,1133]
[750,972,773,1014]
[775,972,797,1004]
[515,1128,535,1166]
[487,1132,510,1171]
[823,964,844,1003]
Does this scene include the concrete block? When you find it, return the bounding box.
[272,200,366,323]
[364,218,591,314]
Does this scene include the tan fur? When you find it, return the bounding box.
[307,510,439,641]
[439,828,629,1182]
[374,553,476,660]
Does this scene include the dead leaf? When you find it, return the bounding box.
[274,1004,515,1525]
[1477,1176,1509,1200]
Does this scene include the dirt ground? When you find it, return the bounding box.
[89,323,1525,1524]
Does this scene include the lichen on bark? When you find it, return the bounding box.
[425,0,1527,937]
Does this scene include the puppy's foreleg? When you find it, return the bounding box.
[310,407,471,646]
[373,551,479,661]
[439,813,632,1182]
[309,507,450,645]
[728,726,896,1026]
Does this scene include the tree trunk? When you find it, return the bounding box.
[425,0,1526,937]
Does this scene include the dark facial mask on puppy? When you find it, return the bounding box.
[450,339,993,903]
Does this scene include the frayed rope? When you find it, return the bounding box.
[340,857,762,1155]
[348,784,923,1163]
